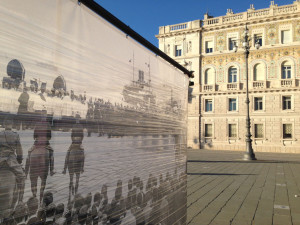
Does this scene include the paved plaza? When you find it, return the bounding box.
[187,150,300,225]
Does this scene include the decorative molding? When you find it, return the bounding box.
[266,23,278,45]
[268,60,277,79]
[294,20,300,41]
[216,33,226,51]
[218,66,224,83]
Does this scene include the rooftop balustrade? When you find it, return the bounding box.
[203,1,300,27]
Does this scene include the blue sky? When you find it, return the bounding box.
[96,0,294,47]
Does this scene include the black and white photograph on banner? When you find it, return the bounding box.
[0,0,189,224]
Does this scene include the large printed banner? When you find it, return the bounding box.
[0,0,189,224]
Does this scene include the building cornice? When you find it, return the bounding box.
[200,86,300,96]
[201,45,300,61]
[202,1,300,31]
[156,20,202,38]
[203,14,300,32]
[156,29,201,39]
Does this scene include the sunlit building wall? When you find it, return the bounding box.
[157,1,300,152]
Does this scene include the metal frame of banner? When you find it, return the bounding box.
[78,0,194,78]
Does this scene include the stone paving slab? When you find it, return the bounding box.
[187,150,300,225]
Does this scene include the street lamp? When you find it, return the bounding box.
[234,25,258,160]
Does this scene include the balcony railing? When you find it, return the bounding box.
[222,13,244,23]
[203,84,215,92]
[203,2,299,27]
[205,18,219,25]
[247,9,270,18]
[252,81,266,89]
[227,83,239,90]
[170,23,188,31]
[281,79,293,87]
[275,4,298,14]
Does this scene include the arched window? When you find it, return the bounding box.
[253,63,264,81]
[205,68,214,84]
[281,61,291,79]
[228,67,237,83]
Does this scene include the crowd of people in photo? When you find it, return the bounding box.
[11,78,182,131]
[86,97,181,121]
[0,113,187,225]
[3,169,186,225]
[0,59,187,225]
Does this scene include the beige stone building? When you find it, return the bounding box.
[156,1,300,153]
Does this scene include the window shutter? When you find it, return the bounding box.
[282,30,291,44]
[205,124,212,137]
[229,124,237,137]
[205,68,214,84]
[254,64,264,81]
[283,124,292,138]
[207,41,213,49]
[255,124,263,138]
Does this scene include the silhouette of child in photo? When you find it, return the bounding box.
[25,111,54,177]
[62,117,84,175]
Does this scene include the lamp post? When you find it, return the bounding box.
[233,25,258,160]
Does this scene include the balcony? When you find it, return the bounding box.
[281,79,294,88]
[203,84,215,92]
[252,81,266,89]
[227,83,239,91]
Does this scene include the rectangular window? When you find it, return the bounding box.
[254,124,264,139]
[254,34,263,46]
[205,41,213,53]
[205,124,212,137]
[229,38,237,50]
[283,124,292,139]
[228,68,237,83]
[229,98,237,111]
[282,96,291,110]
[175,45,182,57]
[205,99,213,112]
[282,65,291,79]
[254,97,263,111]
[228,124,237,138]
[281,30,291,44]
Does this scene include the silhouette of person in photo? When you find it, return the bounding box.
[26,111,54,177]
[17,89,29,130]
[25,112,54,202]
[63,116,85,197]
[26,196,39,224]
[0,116,25,203]
[108,180,126,224]
[53,203,65,225]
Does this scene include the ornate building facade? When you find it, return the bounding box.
[156,1,300,152]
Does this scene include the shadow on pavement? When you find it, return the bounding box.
[187,173,257,176]
[187,160,300,164]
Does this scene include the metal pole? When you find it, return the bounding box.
[244,30,256,161]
